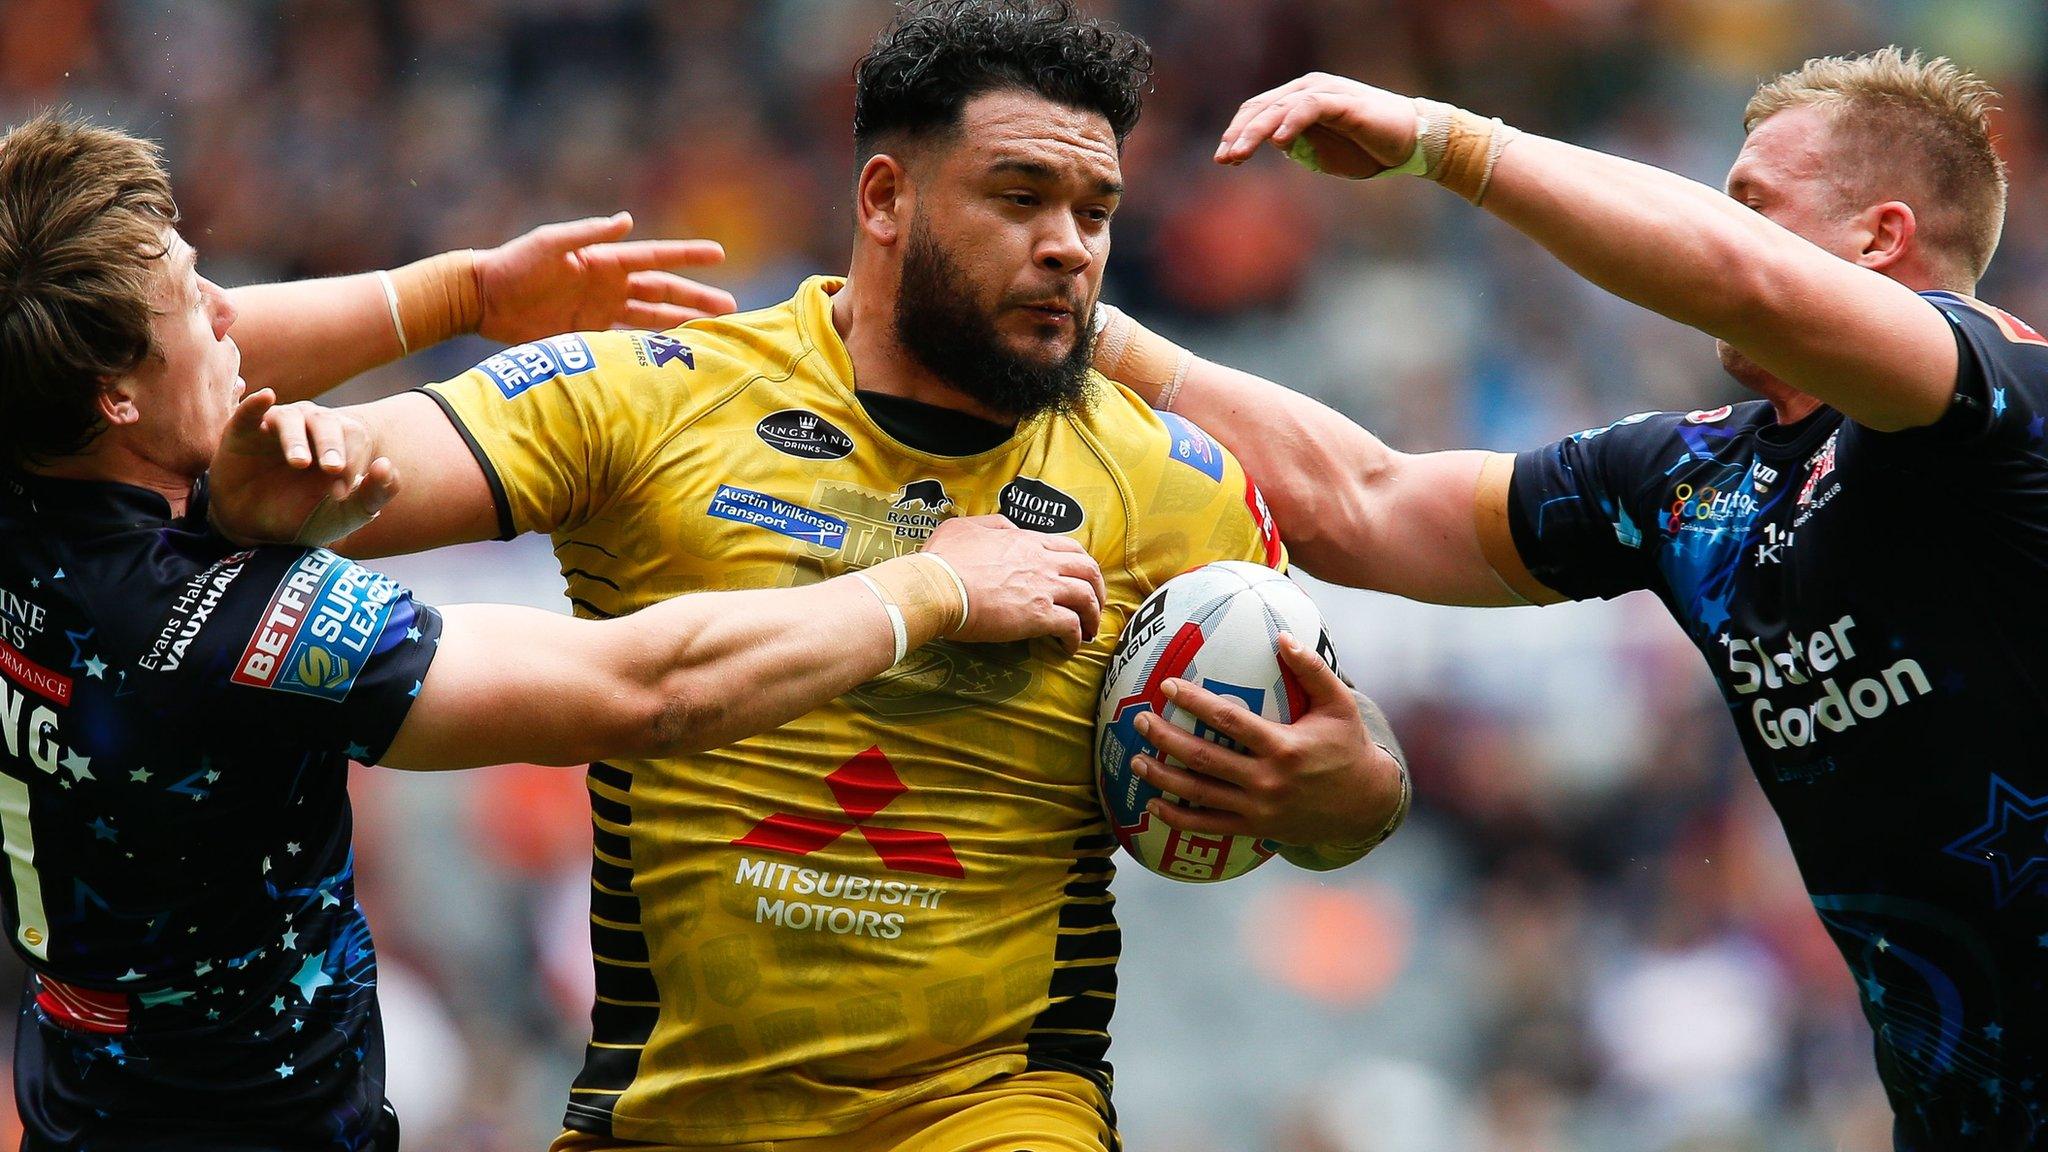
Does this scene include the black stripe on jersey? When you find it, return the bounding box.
[589,789,631,828]
[571,597,619,620]
[566,762,659,1136]
[1046,961,1121,1001]
[592,823,632,862]
[592,854,635,895]
[1026,834,1118,1091]
[591,922,651,964]
[562,566,622,592]
[590,886,640,926]
[1064,873,1112,899]
[1055,898,1118,930]
[560,539,621,560]
[418,387,515,541]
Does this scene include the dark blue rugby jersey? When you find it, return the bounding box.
[0,470,439,1147]
[1509,292,2048,1150]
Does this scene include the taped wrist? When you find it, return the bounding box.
[1379,98,1521,206]
[1091,303,1194,410]
[386,250,482,351]
[866,554,966,647]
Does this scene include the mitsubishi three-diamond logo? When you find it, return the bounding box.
[732,746,964,878]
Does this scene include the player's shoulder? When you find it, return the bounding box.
[1064,378,1283,568]
[1066,376,1240,487]
[1558,401,1775,452]
[1923,290,2048,354]
[131,545,412,684]
[448,290,808,402]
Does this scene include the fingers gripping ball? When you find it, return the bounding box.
[1095,562,1333,882]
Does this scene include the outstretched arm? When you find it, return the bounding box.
[384,516,1107,770]
[1214,73,1958,431]
[1094,310,1556,606]
[229,213,737,403]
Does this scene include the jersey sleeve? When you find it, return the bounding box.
[419,329,685,538]
[1506,411,1675,601]
[135,547,442,765]
[1129,411,1287,589]
[1875,292,2048,458]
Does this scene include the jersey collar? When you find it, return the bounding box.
[794,275,1059,465]
[0,468,201,532]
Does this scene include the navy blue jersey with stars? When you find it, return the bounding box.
[0,470,439,1151]
[1508,291,2048,1150]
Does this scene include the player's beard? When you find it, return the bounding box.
[893,217,1095,422]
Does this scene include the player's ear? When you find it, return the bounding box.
[95,378,141,428]
[855,153,909,247]
[1857,200,1917,274]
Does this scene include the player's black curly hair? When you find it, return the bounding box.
[853,0,1152,158]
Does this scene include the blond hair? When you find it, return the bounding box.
[1745,46,2006,284]
[0,110,179,466]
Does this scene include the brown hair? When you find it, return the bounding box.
[1745,47,2006,284]
[0,110,179,467]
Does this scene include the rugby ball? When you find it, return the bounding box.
[1095,561,1333,883]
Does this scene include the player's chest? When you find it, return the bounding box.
[594,403,1126,589]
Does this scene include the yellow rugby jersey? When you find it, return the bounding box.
[424,277,1285,1147]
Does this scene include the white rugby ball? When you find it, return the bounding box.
[1096,561,1334,883]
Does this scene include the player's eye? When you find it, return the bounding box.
[1004,192,1039,208]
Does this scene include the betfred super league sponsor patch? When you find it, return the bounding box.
[1159,412,1224,481]
[232,551,403,701]
[475,334,596,399]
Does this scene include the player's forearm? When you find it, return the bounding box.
[229,275,400,403]
[393,556,960,771]
[1170,356,1393,582]
[230,252,482,404]
[1096,314,1515,603]
[1481,134,1954,429]
[611,555,962,756]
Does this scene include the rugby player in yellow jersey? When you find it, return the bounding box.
[210,3,1411,1149]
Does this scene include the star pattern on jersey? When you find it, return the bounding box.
[165,767,214,802]
[1696,590,1733,634]
[1943,775,2048,908]
[1991,387,2009,418]
[59,748,93,783]
[288,952,334,1002]
[128,766,151,783]
[65,628,100,674]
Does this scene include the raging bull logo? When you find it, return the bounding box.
[871,479,952,544]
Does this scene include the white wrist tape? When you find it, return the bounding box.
[919,553,972,634]
[375,269,409,356]
[852,572,909,665]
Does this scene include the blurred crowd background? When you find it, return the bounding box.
[5,0,2046,1149]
